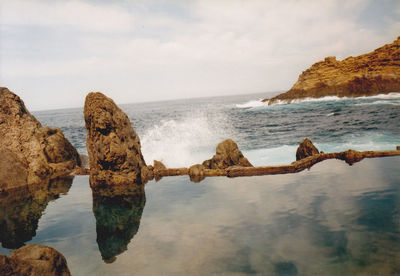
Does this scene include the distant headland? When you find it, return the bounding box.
[264,36,400,105]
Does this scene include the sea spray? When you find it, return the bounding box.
[140,110,237,168]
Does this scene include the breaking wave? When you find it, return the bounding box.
[237,92,400,108]
[140,111,236,168]
[236,99,267,109]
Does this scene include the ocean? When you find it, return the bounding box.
[1,92,400,275]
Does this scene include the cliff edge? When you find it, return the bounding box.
[267,36,400,104]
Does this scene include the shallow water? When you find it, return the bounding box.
[1,93,400,275]
[1,157,400,275]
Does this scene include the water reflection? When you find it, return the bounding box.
[92,186,146,263]
[0,178,72,249]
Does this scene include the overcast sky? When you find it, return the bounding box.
[1,0,399,111]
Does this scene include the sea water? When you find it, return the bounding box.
[1,92,400,275]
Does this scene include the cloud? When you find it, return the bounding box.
[0,0,134,32]
[1,0,400,110]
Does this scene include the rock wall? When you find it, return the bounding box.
[84,92,146,187]
[268,36,400,104]
[0,88,81,189]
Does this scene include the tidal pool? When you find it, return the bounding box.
[1,157,399,275]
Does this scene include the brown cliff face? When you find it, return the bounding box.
[268,36,400,104]
[0,88,81,188]
[84,92,146,188]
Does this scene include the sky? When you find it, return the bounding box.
[1,0,400,111]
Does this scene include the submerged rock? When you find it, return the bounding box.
[0,88,81,189]
[296,138,320,161]
[0,244,71,276]
[202,139,253,169]
[84,92,146,187]
[268,36,400,104]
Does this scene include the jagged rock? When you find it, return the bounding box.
[84,92,146,187]
[153,160,166,171]
[296,138,320,161]
[189,164,206,182]
[0,244,71,276]
[202,139,253,169]
[0,88,81,188]
[268,36,400,104]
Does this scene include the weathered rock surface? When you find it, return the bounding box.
[0,88,81,189]
[84,92,146,187]
[202,139,253,169]
[0,244,71,276]
[296,138,320,161]
[0,148,28,191]
[189,164,206,182]
[267,36,400,104]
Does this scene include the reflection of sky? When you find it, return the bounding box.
[0,157,399,275]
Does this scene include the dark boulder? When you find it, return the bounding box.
[202,139,253,169]
[296,138,320,161]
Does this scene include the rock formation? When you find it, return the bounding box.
[0,244,71,276]
[202,139,253,169]
[0,87,81,189]
[267,36,400,104]
[0,178,72,249]
[189,164,206,182]
[296,138,320,161]
[84,92,146,188]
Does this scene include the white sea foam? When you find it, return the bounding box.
[236,99,267,108]
[140,111,236,168]
[240,92,400,108]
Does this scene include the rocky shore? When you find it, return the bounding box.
[0,88,81,191]
[1,88,400,273]
[265,36,400,104]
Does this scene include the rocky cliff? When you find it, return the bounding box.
[84,92,146,188]
[267,36,400,104]
[0,88,81,189]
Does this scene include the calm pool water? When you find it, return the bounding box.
[1,157,399,275]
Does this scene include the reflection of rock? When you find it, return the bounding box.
[0,88,81,189]
[0,244,71,276]
[92,186,146,263]
[202,139,253,169]
[84,92,146,187]
[296,138,319,161]
[0,178,73,249]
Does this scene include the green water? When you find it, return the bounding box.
[1,157,400,275]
